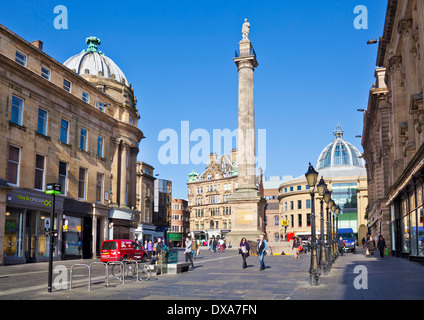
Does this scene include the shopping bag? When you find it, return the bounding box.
[366,248,369,256]
[384,248,389,256]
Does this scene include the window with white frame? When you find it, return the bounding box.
[34,154,45,191]
[63,79,72,92]
[15,50,27,66]
[82,91,90,103]
[80,128,87,151]
[37,108,48,136]
[11,96,24,126]
[97,136,104,158]
[41,66,51,80]
[60,119,69,144]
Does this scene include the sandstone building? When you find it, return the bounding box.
[0,25,143,265]
[362,0,424,260]
[187,150,238,242]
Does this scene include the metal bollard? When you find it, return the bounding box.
[89,262,108,287]
[70,264,91,291]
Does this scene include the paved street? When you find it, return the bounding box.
[1,246,424,302]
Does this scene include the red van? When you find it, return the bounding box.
[100,239,147,262]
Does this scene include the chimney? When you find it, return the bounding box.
[209,153,217,165]
[31,40,43,51]
[231,148,237,162]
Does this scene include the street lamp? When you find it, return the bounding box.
[329,200,336,262]
[335,205,341,258]
[305,163,320,286]
[321,188,331,274]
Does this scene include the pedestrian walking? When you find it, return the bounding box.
[218,238,225,253]
[366,236,376,257]
[257,234,268,271]
[184,236,194,270]
[361,237,366,248]
[338,236,345,256]
[192,237,198,259]
[377,235,386,258]
[239,237,250,269]
[213,238,217,253]
[147,240,153,259]
[292,236,301,259]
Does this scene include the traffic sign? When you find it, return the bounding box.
[281,220,289,226]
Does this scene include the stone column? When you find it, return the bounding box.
[226,20,266,246]
[120,141,128,207]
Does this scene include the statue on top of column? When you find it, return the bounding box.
[242,19,250,40]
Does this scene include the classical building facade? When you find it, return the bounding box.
[187,150,238,242]
[362,0,424,260]
[263,176,293,242]
[0,25,143,264]
[169,199,190,245]
[279,124,368,243]
[135,161,156,242]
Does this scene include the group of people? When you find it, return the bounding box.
[238,234,268,270]
[363,234,387,258]
[137,237,167,260]
[208,237,227,253]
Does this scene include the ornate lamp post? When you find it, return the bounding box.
[305,163,320,286]
[328,199,336,263]
[321,187,331,274]
[335,205,341,258]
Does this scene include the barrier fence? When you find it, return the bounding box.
[69,260,151,291]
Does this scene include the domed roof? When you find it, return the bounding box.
[316,123,365,170]
[63,36,127,83]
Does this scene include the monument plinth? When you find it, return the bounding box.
[226,19,266,247]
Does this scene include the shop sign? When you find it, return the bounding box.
[14,195,52,208]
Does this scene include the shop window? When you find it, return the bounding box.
[62,216,82,256]
[4,207,25,258]
[38,213,52,258]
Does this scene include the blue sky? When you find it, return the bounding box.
[1,1,388,199]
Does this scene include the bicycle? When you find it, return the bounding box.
[110,259,151,281]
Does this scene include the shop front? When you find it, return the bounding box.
[387,159,424,262]
[109,207,139,241]
[4,188,63,265]
[135,222,155,243]
[62,198,93,260]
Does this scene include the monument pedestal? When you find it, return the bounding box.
[226,187,266,246]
